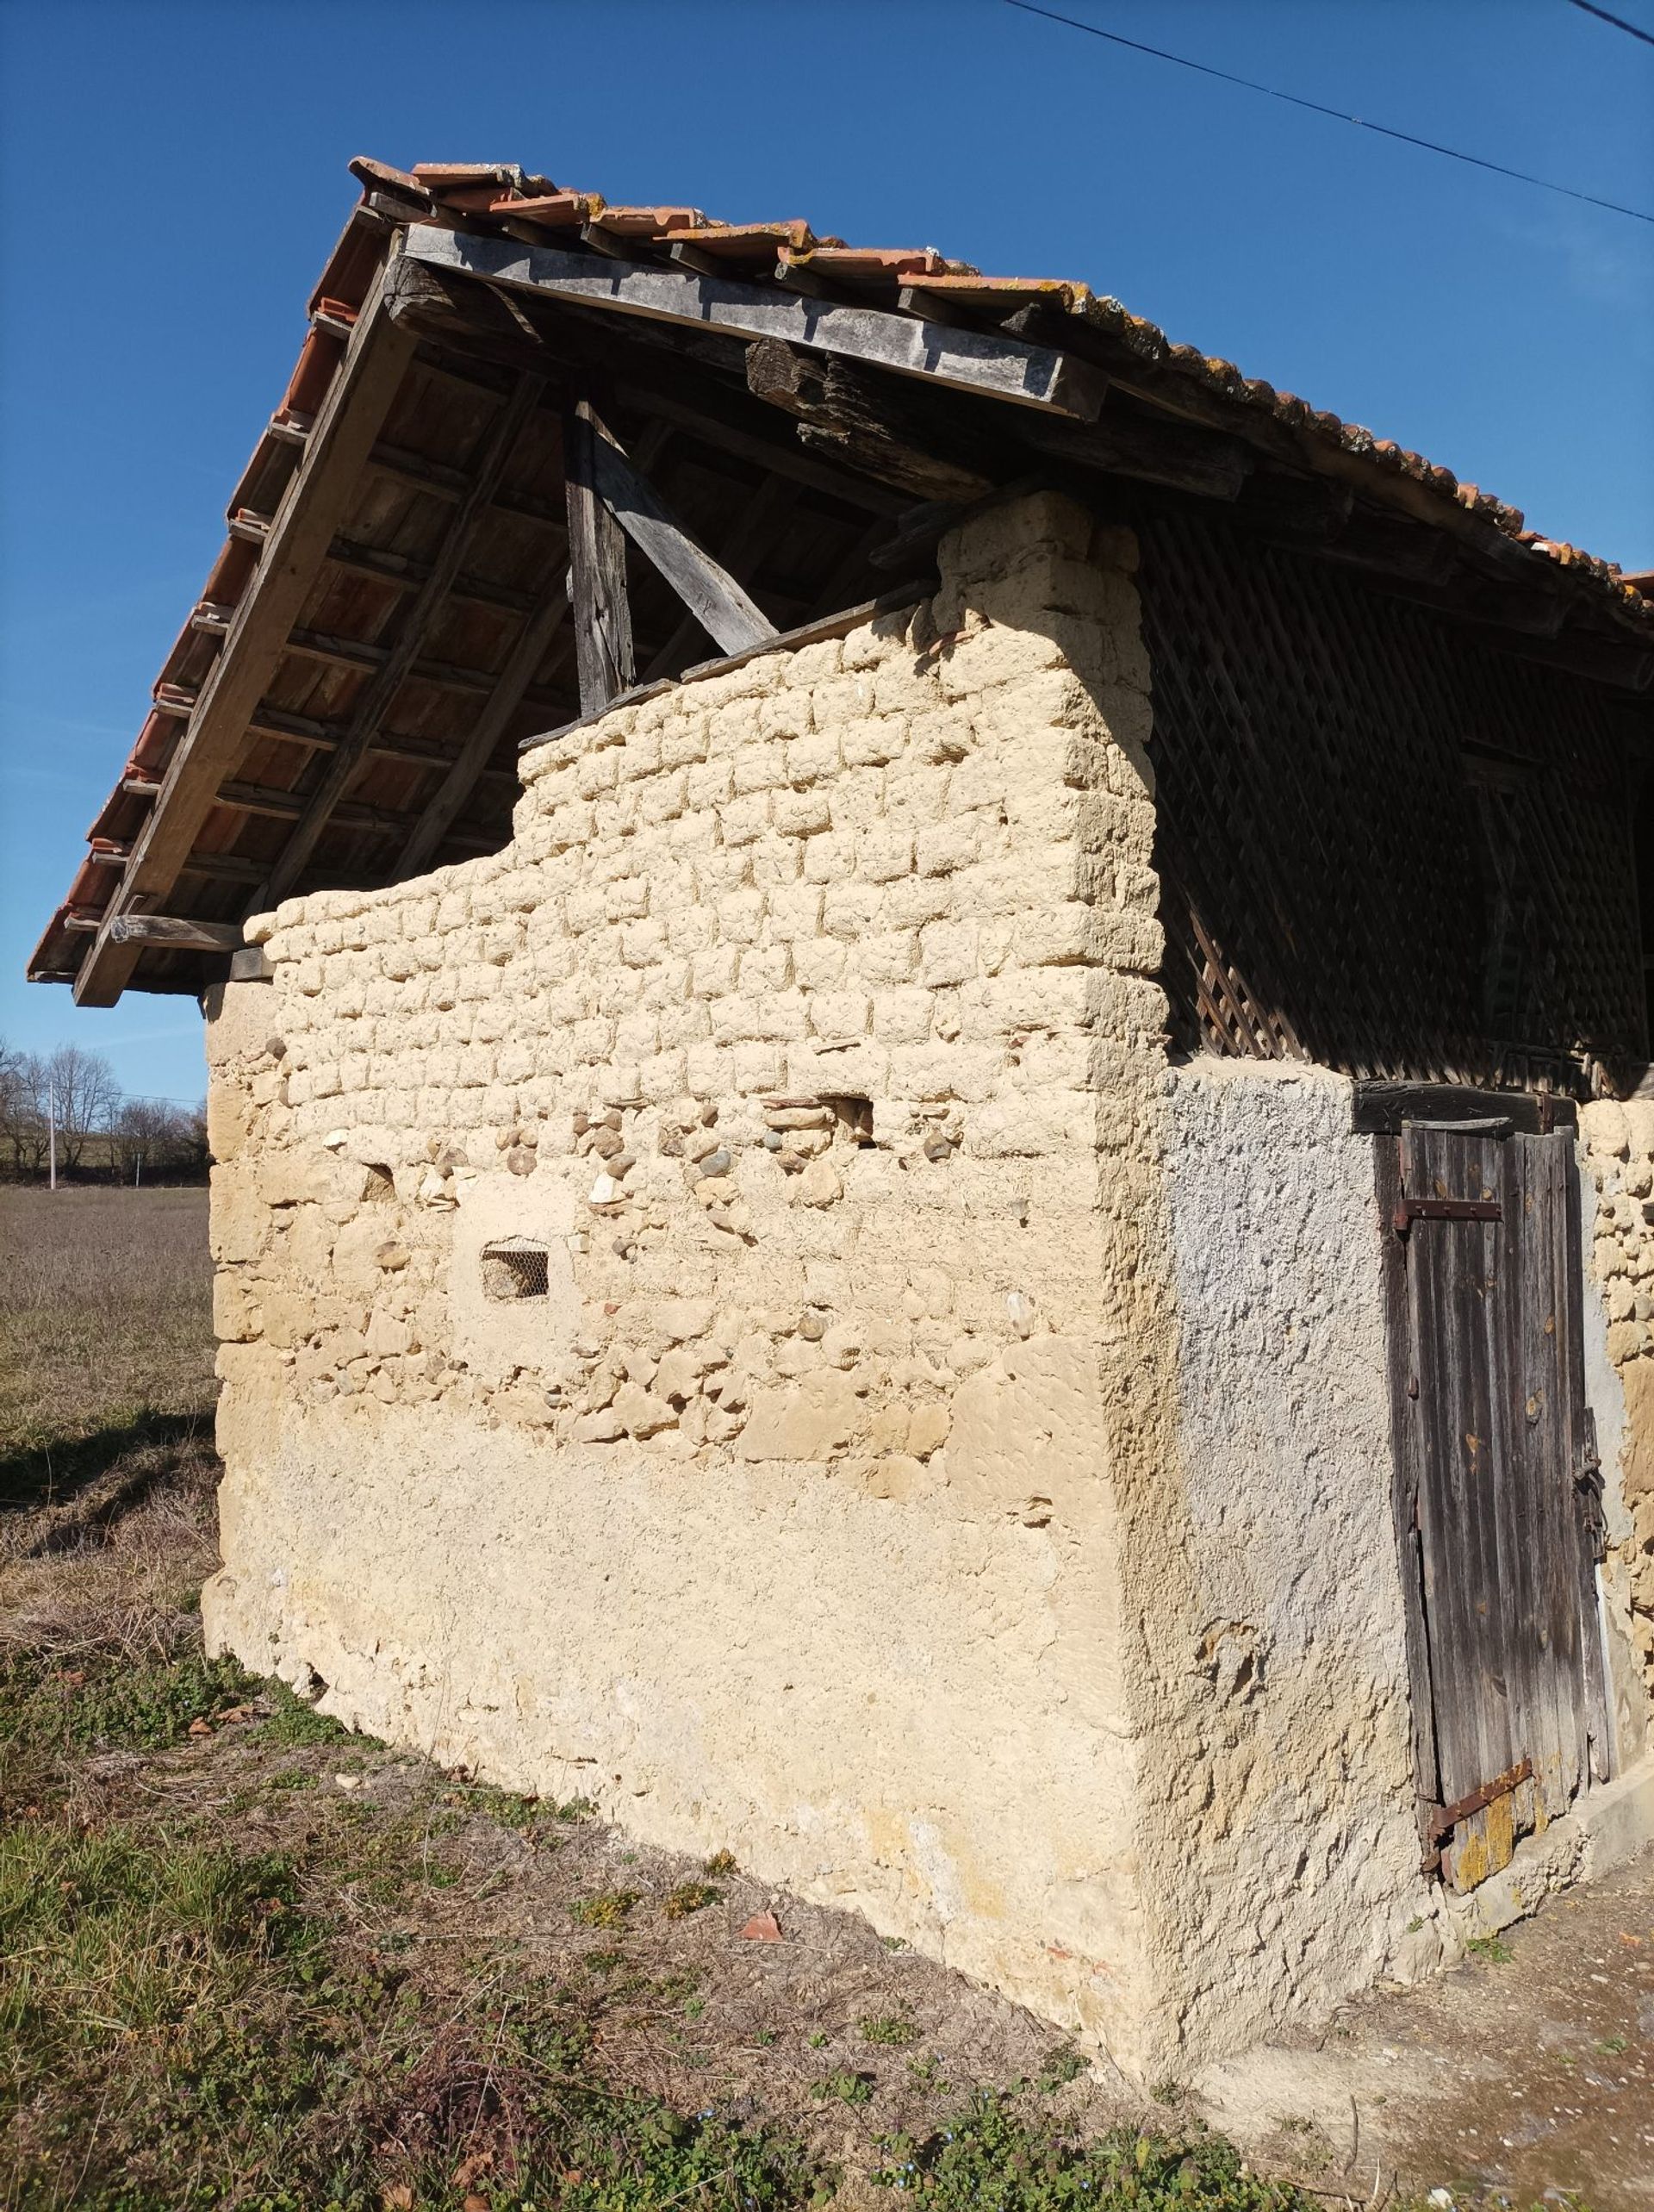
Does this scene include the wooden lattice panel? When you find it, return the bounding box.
[1135,508,1650,1097]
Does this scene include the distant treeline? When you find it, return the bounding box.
[0,1038,208,1186]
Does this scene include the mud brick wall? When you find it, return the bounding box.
[204,494,1203,2070]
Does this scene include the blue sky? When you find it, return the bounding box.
[2,0,1651,1108]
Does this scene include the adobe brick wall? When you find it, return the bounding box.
[204,493,1199,2068]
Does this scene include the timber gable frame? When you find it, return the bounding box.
[29,153,1654,1049]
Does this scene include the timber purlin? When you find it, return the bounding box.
[27,152,1654,1013]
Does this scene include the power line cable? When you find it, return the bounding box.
[1565,0,1654,50]
[1002,0,1654,225]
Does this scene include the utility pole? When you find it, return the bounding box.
[47,1072,57,1193]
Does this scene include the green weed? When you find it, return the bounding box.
[572,1889,641,1928]
[0,1648,256,1756]
[873,2092,1317,2208]
[256,1676,356,1748]
[1036,2043,1087,2093]
[1465,1933,1514,1965]
[812,2070,875,2107]
[664,1879,723,1919]
[861,2015,918,2047]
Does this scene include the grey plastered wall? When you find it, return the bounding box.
[1160,1058,1437,2047]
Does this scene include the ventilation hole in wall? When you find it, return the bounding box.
[482,1237,550,1301]
[823,1095,876,1146]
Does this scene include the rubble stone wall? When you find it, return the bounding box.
[1579,1101,1654,1750]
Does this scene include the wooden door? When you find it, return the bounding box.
[1384,1118,1610,1891]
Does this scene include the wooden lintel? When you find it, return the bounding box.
[108,913,246,953]
[589,428,777,658]
[1352,1081,1578,1136]
[402,224,1107,419]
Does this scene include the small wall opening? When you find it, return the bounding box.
[824,1095,876,1146]
[481,1238,550,1302]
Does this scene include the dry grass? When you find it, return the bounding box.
[0,1185,214,1468]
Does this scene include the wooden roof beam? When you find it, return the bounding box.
[382,253,910,519]
[73,270,419,1007]
[108,913,245,953]
[643,472,799,683]
[402,224,1108,419]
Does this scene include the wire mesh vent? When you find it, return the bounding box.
[481,1238,550,1302]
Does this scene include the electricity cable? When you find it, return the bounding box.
[1002,0,1654,224]
[1564,0,1654,52]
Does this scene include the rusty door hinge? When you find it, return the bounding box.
[1425,1757,1533,1846]
[1393,1195,1502,1234]
[1420,1756,1533,1874]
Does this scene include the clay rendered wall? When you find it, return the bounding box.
[1579,1100,1654,1751]
[202,493,1197,2072]
[1160,1060,1440,2037]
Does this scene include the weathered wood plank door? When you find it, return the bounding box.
[1384,1119,1609,1891]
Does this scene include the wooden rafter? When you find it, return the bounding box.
[393,581,571,880]
[72,270,419,1006]
[257,370,547,908]
[109,914,245,952]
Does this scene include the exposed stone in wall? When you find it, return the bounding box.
[208,495,1162,1492]
[1579,1100,1654,1733]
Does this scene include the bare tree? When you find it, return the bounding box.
[0,1042,47,1178]
[112,1097,176,1184]
[39,1046,121,1174]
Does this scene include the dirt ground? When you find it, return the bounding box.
[1201,1848,1654,2210]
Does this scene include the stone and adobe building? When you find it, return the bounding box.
[28,157,1654,2077]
